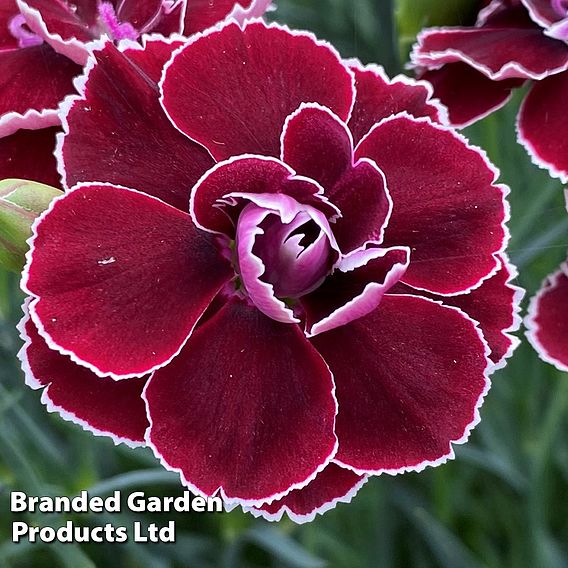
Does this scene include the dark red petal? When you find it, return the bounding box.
[312,294,490,474]
[393,254,524,369]
[119,34,184,83]
[521,0,562,26]
[347,62,447,145]
[246,463,367,523]
[355,115,507,295]
[440,254,523,369]
[420,63,524,128]
[302,246,410,337]
[191,155,337,236]
[281,103,353,190]
[18,0,95,64]
[526,261,568,372]
[327,160,392,252]
[145,299,338,504]
[1,0,20,48]
[411,20,568,80]
[18,308,149,445]
[183,0,271,35]
[0,127,61,187]
[0,44,81,137]
[116,0,162,30]
[59,39,213,211]
[517,71,568,183]
[281,103,392,252]
[23,184,232,379]
[161,20,355,160]
[150,2,185,37]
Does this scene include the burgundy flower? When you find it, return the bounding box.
[19,21,521,521]
[0,0,270,183]
[526,192,568,371]
[411,0,568,183]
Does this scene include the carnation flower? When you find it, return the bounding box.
[526,191,568,371]
[0,0,270,184]
[19,20,522,522]
[411,0,568,183]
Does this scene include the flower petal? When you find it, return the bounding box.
[521,0,562,27]
[0,127,61,187]
[517,70,568,183]
[312,294,490,475]
[23,183,232,379]
[419,63,523,128]
[281,103,353,190]
[526,261,568,372]
[246,463,367,523]
[355,114,508,295]
[183,0,271,35]
[439,254,523,370]
[116,0,160,27]
[393,254,524,370]
[347,62,448,145]
[2,0,22,48]
[411,11,568,80]
[161,20,355,160]
[17,0,95,64]
[303,246,410,337]
[58,38,213,211]
[0,44,81,137]
[118,33,184,82]
[144,298,338,505]
[18,306,149,446]
[190,155,338,236]
[281,103,392,252]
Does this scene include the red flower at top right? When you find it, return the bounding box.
[411,0,568,182]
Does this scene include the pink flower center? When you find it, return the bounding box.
[8,14,44,48]
[96,2,139,41]
[235,201,335,311]
[552,0,568,17]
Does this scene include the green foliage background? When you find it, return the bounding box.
[1,1,567,566]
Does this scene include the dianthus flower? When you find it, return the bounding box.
[526,192,568,371]
[411,0,568,182]
[19,20,522,522]
[0,0,270,185]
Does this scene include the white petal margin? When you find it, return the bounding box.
[142,363,341,508]
[0,107,61,139]
[189,153,340,235]
[158,18,358,144]
[516,90,568,184]
[306,245,411,338]
[227,0,274,25]
[16,299,145,448]
[525,261,568,373]
[346,57,450,127]
[242,465,369,524]
[491,252,525,373]
[333,296,493,477]
[17,0,91,65]
[355,111,512,297]
[410,27,568,81]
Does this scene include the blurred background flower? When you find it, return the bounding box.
[1,1,567,567]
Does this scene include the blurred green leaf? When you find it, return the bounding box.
[0,179,62,273]
[245,526,326,568]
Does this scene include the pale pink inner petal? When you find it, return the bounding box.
[8,14,44,47]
